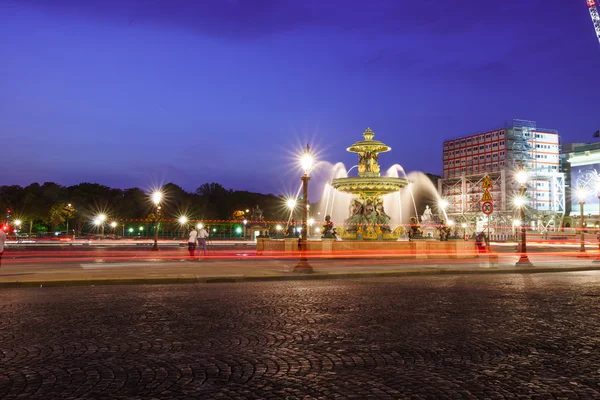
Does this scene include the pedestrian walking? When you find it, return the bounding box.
[187,227,198,258]
[197,226,209,256]
[0,228,6,268]
[475,232,486,253]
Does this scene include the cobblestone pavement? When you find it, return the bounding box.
[1,272,600,399]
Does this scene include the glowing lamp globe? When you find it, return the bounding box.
[514,197,525,208]
[516,171,528,185]
[152,191,163,205]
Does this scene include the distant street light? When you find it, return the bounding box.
[286,198,297,210]
[64,203,74,238]
[95,214,107,238]
[151,190,163,251]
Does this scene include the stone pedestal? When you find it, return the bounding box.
[413,240,428,259]
[284,238,299,254]
[256,238,265,256]
[321,238,335,256]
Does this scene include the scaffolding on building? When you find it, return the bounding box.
[439,119,565,237]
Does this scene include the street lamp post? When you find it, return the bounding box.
[515,171,532,266]
[110,221,118,238]
[97,214,107,239]
[178,216,188,239]
[295,144,314,273]
[151,191,163,251]
[596,189,600,261]
[65,204,71,237]
[576,188,586,253]
[461,222,467,240]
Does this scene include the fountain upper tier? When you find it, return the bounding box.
[330,128,408,197]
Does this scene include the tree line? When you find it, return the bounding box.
[0,182,289,234]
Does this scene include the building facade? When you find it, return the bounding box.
[566,142,600,219]
[439,120,565,232]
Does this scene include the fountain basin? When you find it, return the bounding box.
[330,176,408,197]
[256,238,478,259]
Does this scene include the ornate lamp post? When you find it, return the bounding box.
[515,170,532,266]
[576,188,586,253]
[596,181,600,261]
[295,144,314,273]
[151,190,163,251]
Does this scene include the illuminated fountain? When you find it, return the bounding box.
[329,128,408,240]
[257,128,477,259]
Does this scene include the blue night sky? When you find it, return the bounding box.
[1,0,600,197]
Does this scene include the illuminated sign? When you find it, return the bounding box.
[571,163,600,214]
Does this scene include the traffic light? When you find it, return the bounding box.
[5,209,11,219]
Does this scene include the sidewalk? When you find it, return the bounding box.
[1,253,600,288]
